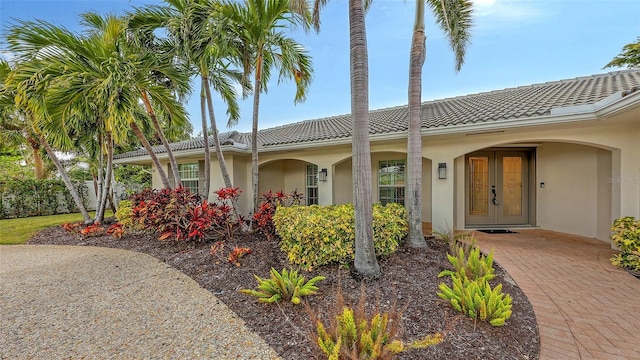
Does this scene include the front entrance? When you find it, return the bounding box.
[465,150,533,226]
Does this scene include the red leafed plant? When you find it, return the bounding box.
[61,222,81,233]
[228,246,252,266]
[106,223,125,239]
[253,190,304,240]
[80,223,105,237]
[128,187,243,242]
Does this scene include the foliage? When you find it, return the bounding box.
[438,243,495,283]
[311,285,442,360]
[106,223,125,239]
[604,37,640,69]
[433,227,475,255]
[437,275,513,327]
[0,179,88,219]
[610,216,640,271]
[128,187,241,241]
[61,222,81,234]
[253,190,303,240]
[114,200,139,230]
[227,246,252,266]
[274,203,407,270]
[437,241,512,327]
[0,155,34,181]
[240,268,325,305]
[80,222,105,237]
[113,164,152,198]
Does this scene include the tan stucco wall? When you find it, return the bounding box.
[536,143,606,239]
[137,107,639,245]
[258,159,307,196]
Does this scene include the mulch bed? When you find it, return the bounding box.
[29,224,540,359]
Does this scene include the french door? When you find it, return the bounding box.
[466,151,530,226]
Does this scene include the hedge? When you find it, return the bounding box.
[274,203,407,269]
[0,179,88,219]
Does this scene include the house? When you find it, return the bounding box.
[114,70,640,244]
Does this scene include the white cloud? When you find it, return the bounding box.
[471,0,545,28]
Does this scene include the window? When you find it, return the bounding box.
[178,163,199,194]
[379,159,405,205]
[306,164,318,205]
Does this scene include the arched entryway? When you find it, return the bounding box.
[258,159,320,205]
[462,141,615,241]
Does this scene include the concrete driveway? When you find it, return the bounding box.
[0,245,279,359]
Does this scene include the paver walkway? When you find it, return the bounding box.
[0,245,280,359]
[473,229,640,360]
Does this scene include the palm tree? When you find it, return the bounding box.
[406,0,472,247]
[5,14,190,221]
[2,58,93,224]
[0,59,47,180]
[131,0,247,206]
[222,0,313,215]
[311,0,380,278]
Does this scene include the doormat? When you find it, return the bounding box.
[478,229,518,234]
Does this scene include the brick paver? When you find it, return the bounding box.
[473,229,640,360]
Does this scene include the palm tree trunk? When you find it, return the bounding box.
[26,135,44,179]
[200,78,211,199]
[95,134,104,217]
[129,121,172,189]
[95,131,113,223]
[39,134,92,224]
[141,90,182,188]
[349,0,380,278]
[203,75,248,232]
[30,142,44,179]
[406,0,427,248]
[251,56,263,218]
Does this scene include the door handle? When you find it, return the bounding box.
[491,186,500,205]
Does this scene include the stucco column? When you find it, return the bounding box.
[618,147,640,219]
[318,165,333,206]
[431,158,456,232]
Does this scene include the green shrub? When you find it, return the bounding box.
[610,216,640,271]
[438,243,495,283]
[312,285,442,360]
[240,268,325,304]
[115,200,138,230]
[0,179,88,219]
[437,241,512,327]
[274,203,407,270]
[437,274,512,327]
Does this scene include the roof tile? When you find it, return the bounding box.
[115,70,640,159]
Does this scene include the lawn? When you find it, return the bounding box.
[0,212,112,245]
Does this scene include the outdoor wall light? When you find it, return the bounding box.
[438,163,447,179]
[319,168,328,182]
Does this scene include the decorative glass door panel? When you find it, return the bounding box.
[502,157,522,216]
[466,152,495,225]
[466,151,530,226]
[469,156,490,216]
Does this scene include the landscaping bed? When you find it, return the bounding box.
[29,225,540,359]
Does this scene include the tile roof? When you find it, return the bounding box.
[115,70,640,159]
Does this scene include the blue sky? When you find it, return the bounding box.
[1,0,639,134]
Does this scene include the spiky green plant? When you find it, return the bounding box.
[240,267,325,304]
[311,284,443,360]
[438,244,495,283]
[437,273,512,327]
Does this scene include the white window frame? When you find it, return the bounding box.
[178,162,199,194]
[378,159,405,206]
[306,164,318,205]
